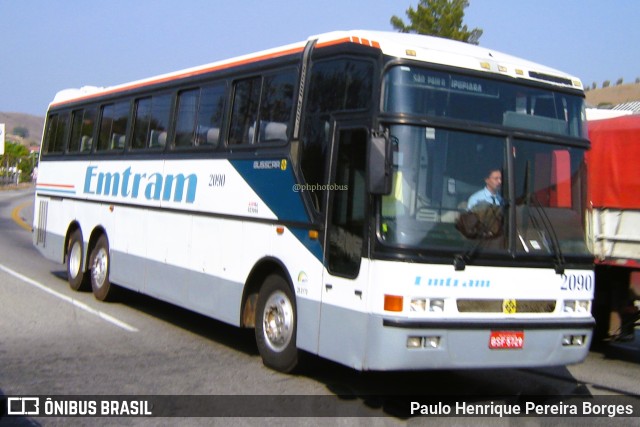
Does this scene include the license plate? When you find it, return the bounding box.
[489,331,524,349]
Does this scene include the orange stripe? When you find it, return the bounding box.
[315,36,381,50]
[37,183,75,189]
[51,36,382,108]
[315,37,353,49]
[51,46,305,107]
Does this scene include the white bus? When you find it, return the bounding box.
[33,30,594,372]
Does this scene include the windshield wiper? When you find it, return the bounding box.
[517,160,565,274]
[526,193,566,275]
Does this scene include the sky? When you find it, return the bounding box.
[1,0,639,116]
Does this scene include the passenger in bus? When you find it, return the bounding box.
[467,168,503,210]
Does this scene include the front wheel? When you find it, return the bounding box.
[89,235,117,301]
[255,274,298,373]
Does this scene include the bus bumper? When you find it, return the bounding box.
[361,316,594,371]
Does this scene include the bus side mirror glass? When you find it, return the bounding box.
[368,132,391,195]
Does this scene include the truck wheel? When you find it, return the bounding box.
[66,229,89,291]
[89,235,116,301]
[255,274,298,373]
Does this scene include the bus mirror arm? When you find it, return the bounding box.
[367,130,392,195]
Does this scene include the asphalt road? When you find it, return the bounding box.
[0,186,638,426]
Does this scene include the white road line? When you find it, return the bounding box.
[0,263,138,332]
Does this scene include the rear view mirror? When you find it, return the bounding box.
[367,131,391,195]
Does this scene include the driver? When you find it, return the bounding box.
[467,168,503,210]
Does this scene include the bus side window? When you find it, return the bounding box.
[175,89,199,148]
[256,70,295,143]
[43,112,70,154]
[69,108,96,154]
[196,84,225,148]
[97,101,129,152]
[140,94,171,149]
[228,77,261,145]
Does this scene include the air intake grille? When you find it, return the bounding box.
[36,200,48,246]
[457,299,556,313]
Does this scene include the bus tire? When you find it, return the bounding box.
[66,228,89,291]
[255,274,298,373]
[89,235,116,301]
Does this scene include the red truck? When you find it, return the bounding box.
[587,114,640,343]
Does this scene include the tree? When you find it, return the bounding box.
[12,126,29,138]
[1,141,33,182]
[391,0,483,45]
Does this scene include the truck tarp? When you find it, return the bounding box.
[587,115,640,209]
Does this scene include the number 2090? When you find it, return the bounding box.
[560,273,593,291]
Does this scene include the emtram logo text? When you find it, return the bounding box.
[83,166,197,203]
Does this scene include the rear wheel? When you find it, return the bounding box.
[89,235,116,301]
[255,274,298,373]
[66,229,89,291]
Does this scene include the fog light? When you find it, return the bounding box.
[424,336,441,348]
[407,336,423,349]
[575,301,590,313]
[572,335,585,346]
[429,299,445,312]
[563,301,575,313]
[410,298,427,312]
[562,334,586,346]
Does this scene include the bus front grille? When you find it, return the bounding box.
[456,299,556,313]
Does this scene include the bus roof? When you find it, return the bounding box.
[51,30,583,107]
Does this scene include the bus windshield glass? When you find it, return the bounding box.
[383,66,586,138]
[378,124,591,259]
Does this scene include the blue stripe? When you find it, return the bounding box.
[229,159,309,223]
[230,159,323,262]
[290,227,323,261]
[37,188,76,195]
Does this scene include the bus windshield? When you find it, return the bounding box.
[378,124,591,259]
[383,66,587,138]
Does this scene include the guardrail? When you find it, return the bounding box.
[0,174,33,187]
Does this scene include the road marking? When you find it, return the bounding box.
[0,263,138,332]
[11,201,33,232]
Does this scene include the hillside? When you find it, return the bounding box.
[585,82,640,108]
[0,112,45,148]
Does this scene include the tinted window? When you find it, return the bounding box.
[228,77,261,145]
[132,94,171,150]
[257,71,295,143]
[228,69,295,145]
[327,128,367,277]
[98,101,129,152]
[69,108,96,153]
[196,85,225,147]
[43,113,69,154]
[306,59,373,113]
[300,58,373,211]
[175,89,199,148]
[174,84,225,149]
[383,66,586,138]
